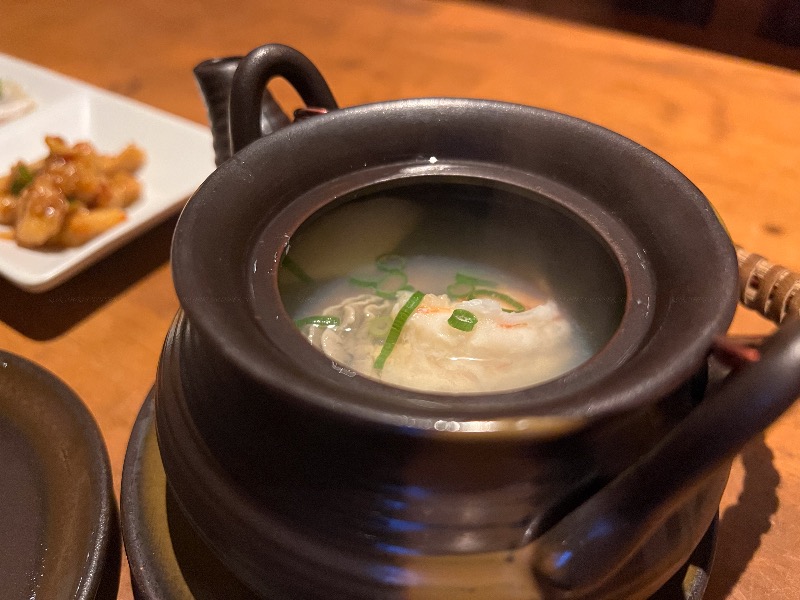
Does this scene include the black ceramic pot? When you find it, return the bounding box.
[152,44,800,600]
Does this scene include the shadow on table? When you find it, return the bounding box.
[704,433,780,599]
[0,215,177,341]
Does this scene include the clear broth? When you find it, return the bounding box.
[273,180,625,394]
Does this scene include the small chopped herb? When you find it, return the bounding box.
[376,290,399,300]
[10,164,33,195]
[349,276,379,288]
[374,290,425,370]
[294,315,340,328]
[448,309,478,332]
[351,255,409,296]
[455,272,497,288]
[446,273,499,300]
[348,264,385,288]
[375,270,408,297]
[446,281,473,300]
[376,254,406,272]
[368,315,393,339]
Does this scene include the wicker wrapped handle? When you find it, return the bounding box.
[737,245,800,324]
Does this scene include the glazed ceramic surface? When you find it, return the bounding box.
[124,393,718,600]
[0,351,119,600]
[149,44,800,600]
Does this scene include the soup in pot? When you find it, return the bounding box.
[272,179,626,394]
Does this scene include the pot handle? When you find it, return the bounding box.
[229,44,338,155]
[532,250,800,598]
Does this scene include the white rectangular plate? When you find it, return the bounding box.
[0,53,216,292]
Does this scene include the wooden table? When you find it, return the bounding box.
[1,1,798,598]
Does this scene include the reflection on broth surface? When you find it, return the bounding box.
[275,180,625,394]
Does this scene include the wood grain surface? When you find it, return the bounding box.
[1,0,798,598]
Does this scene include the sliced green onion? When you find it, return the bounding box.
[281,255,313,284]
[374,291,425,370]
[294,315,340,328]
[10,163,33,196]
[448,309,478,332]
[349,276,379,288]
[469,289,526,313]
[446,282,473,300]
[368,315,393,339]
[455,272,497,288]
[376,254,406,271]
[348,265,384,288]
[376,270,408,296]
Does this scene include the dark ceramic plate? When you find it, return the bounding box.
[121,391,716,600]
[0,351,120,600]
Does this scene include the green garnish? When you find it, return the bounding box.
[351,255,408,295]
[353,268,409,299]
[448,309,478,332]
[446,274,499,300]
[373,290,425,370]
[10,164,33,195]
[294,315,340,328]
[469,289,526,312]
[349,276,379,288]
[446,282,473,300]
[281,255,314,284]
[376,254,406,271]
[348,264,384,288]
[368,315,393,339]
[455,273,497,288]
[375,270,408,297]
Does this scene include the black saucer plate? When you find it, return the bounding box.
[0,351,120,600]
[121,391,716,600]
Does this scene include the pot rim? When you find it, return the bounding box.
[172,97,738,434]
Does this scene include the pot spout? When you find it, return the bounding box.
[194,56,290,165]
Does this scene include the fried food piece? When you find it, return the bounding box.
[49,206,126,247]
[1,161,36,195]
[96,171,142,208]
[0,194,17,225]
[1,136,145,248]
[44,136,95,161]
[99,144,145,174]
[43,158,104,203]
[14,174,69,247]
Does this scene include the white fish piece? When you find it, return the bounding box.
[302,291,591,394]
